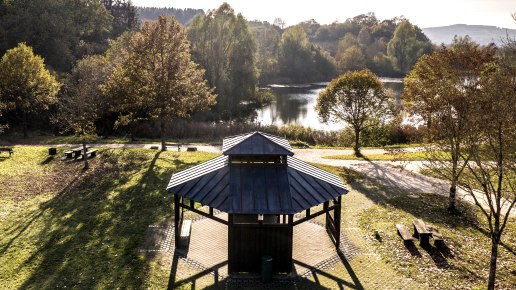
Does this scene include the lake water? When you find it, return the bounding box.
[255,78,403,131]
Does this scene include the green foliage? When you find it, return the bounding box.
[103,16,216,147]
[277,26,337,83]
[137,7,203,25]
[0,0,113,72]
[0,43,60,137]
[317,70,390,154]
[187,3,258,120]
[57,55,110,138]
[101,0,139,38]
[387,21,432,74]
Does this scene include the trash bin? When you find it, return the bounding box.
[261,255,273,283]
[48,148,57,156]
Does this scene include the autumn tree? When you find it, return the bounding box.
[103,16,215,150]
[317,70,390,155]
[0,43,60,137]
[387,21,432,74]
[404,37,497,212]
[187,3,258,120]
[57,56,110,169]
[461,52,515,290]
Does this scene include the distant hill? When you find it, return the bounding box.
[137,7,203,25]
[422,24,516,45]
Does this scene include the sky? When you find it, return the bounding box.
[132,0,515,29]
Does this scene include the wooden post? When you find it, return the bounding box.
[335,196,342,249]
[174,194,180,246]
[228,214,234,274]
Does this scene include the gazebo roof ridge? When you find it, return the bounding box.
[222,131,294,156]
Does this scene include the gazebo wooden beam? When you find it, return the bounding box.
[292,204,339,226]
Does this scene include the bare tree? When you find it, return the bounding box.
[459,45,515,290]
[404,37,496,212]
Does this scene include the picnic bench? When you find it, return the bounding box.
[427,225,444,247]
[0,147,13,156]
[413,219,431,246]
[80,149,98,159]
[396,224,414,243]
[64,146,91,159]
[178,219,192,248]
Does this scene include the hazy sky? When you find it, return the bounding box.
[132,0,515,28]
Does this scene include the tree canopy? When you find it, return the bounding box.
[404,37,497,211]
[103,16,216,149]
[387,21,432,74]
[187,3,258,120]
[0,43,60,137]
[317,70,389,155]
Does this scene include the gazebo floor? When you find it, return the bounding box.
[180,213,338,279]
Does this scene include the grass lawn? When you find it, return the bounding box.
[323,150,448,161]
[0,146,217,289]
[330,167,516,290]
[1,146,514,289]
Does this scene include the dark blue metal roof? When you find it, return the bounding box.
[167,154,348,214]
[222,132,293,156]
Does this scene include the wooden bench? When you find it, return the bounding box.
[178,219,192,248]
[0,147,13,156]
[64,150,74,159]
[413,219,431,246]
[80,149,98,159]
[396,224,414,243]
[427,225,444,247]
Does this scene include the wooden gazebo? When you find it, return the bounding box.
[167,132,348,274]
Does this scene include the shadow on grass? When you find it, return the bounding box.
[40,156,54,165]
[5,149,204,289]
[404,242,422,257]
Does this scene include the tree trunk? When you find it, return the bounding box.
[22,110,28,138]
[487,237,499,290]
[448,180,457,212]
[160,120,166,151]
[82,141,89,170]
[353,127,361,156]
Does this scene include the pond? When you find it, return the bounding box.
[255,78,403,131]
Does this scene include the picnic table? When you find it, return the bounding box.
[64,146,91,159]
[0,147,13,156]
[413,219,431,246]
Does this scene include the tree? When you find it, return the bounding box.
[273,18,286,30]
[316,70,390,155]
[0,0,112,72]
[188,3,258,120]
[387,21,432,74]
[404,37,497,212]
[57,56,110,169]
[103,16,215,150]
[101,0,139,38]
[460,53,515,290]
[336,45,366,72]
[0,43,60,137]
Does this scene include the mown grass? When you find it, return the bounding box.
[322,165,516,290]
[1,146,514,289]
[0,146,217,289]
[323,150,449,161]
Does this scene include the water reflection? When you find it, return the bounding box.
[256,79,403,131]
